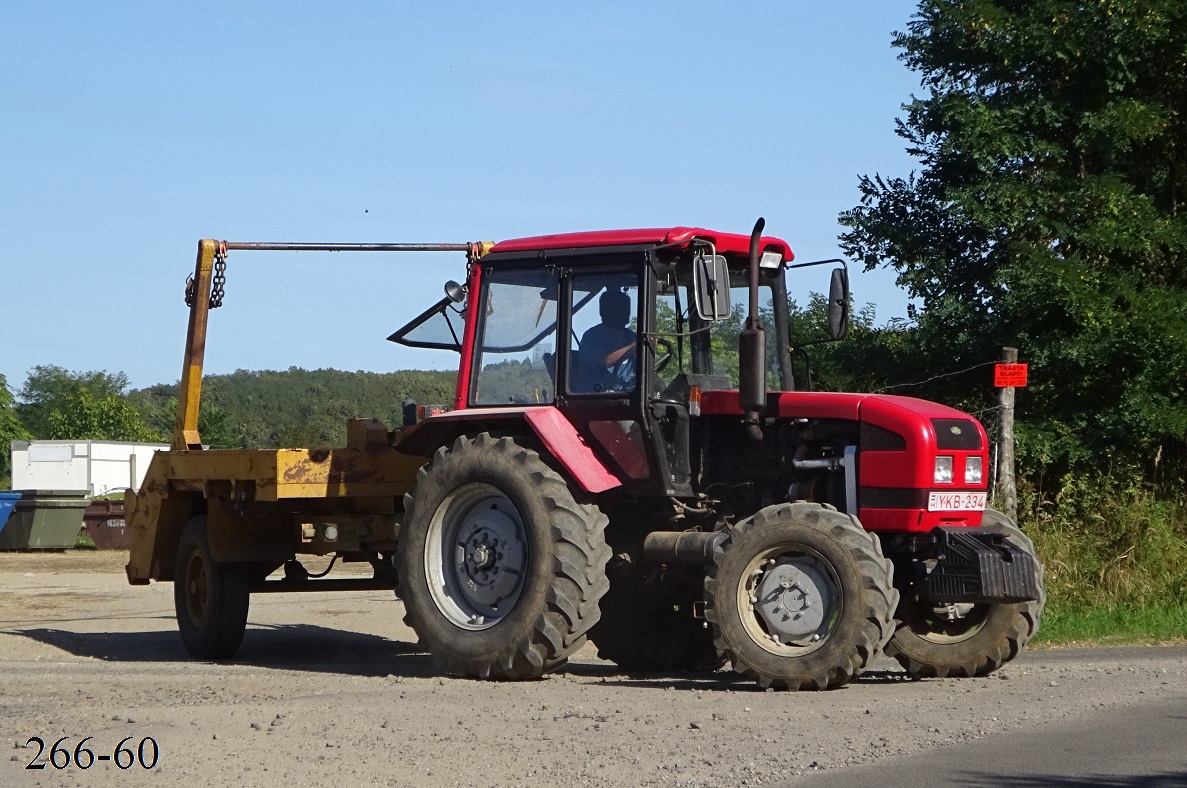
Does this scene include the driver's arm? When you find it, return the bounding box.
[602,342,634,366]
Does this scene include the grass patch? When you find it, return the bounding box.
[1032,603,1187,647]
[1019,477,1187,646]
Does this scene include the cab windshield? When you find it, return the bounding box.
[653,265,783,391]
[470,268,560,406]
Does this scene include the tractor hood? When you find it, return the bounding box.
[701,390,990,532]
[699,389,977,426]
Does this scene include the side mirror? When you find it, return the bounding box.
[444,280,466,303]
[828,267,849,340]
[692,254,732,321]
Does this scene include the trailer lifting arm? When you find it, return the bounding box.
[174,239,493,451]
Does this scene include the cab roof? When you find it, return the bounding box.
[488,227,795,262]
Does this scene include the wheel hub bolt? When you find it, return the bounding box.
[471,543,496,570]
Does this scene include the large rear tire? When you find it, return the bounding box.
[885,509,1045,678]
[704,503,897,690]
[174,516,250,659]
[397,433,610,679]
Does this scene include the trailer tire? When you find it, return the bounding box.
[174,516,250,659]
[704,503,897,690]
[885,509,1045,678]
[397,433,610,679]
[590,549,722,672]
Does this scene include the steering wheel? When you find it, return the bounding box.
[605,353,637,392]
[654,338,674,374]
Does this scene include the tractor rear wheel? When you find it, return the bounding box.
[174,516,250,659]
[590,544,722,672]
[397,433,610,679]
[885,509,1044,678]
[704,503,897,690]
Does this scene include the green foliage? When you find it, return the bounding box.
[0,374,32,481]
[786,297,908,393]
[1022,478,1187,612]
[839,0,1187,489]
[1021,476,1187,644]
[130,367,457,449]
[18,366,162,443]
[1032,603,1187,646]
[45,388,163,442]
[474,360,554,406]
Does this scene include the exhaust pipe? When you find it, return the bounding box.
[738,218,766,442]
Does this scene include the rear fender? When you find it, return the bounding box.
[126,450,202,583]
[393,406,622,494]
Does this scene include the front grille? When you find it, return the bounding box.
[932,419,982,450]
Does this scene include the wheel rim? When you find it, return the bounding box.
[735,545,842,656]
[183,551,210,628]
[902,597,990,644]
[424,483,529,631]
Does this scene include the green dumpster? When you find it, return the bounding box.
[0,490,90,550]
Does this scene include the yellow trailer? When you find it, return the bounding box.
[125,238,488,658]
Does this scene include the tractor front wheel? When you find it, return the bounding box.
[174,516,251,659]
[704,503,897,690]
[397,433,610,679]
[885,509,1045,678]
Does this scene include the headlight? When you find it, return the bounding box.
[934,456,954,484]
[759,250,784,269]
[965,456,984,485]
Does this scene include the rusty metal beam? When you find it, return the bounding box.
[221,241,480,253]
[169,238,493,452]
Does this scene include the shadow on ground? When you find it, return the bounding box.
[956,772,1187,787]
[9,626,915,690]
[9,624,436,678]
[574,666,911,692]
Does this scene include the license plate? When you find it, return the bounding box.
[927,492,987,512]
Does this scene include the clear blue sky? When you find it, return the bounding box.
[1,1,924,393]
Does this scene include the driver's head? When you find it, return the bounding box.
[599,289,631,327]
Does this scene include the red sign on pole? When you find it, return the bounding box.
[994,363,1028,388]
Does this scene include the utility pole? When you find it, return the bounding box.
[997,347,1018,522]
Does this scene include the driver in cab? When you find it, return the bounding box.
[575,289,636,393]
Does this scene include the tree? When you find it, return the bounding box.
[128,367,459,449]
[839,0,1187,488]
[0,374,32,484]
[18,366,163,443]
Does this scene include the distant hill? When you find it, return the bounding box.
[130,367,457,449]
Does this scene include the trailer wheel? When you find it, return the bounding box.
[174,516,250,659]
[590,551,722,672]
[885,509,1044,678]
[704,503,897,690]
[397,433,610,679]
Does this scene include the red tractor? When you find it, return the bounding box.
[387,219,1044,688]
[127,220,1043,690]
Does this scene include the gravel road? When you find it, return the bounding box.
[2,552,1184,787]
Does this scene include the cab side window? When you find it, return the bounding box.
[568,273,639,395]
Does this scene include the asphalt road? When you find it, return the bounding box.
[789,687,1187,787]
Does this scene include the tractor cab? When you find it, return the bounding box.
[391,225,849,500]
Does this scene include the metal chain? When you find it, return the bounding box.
[183,242,228,308]
[210,246,228,308]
